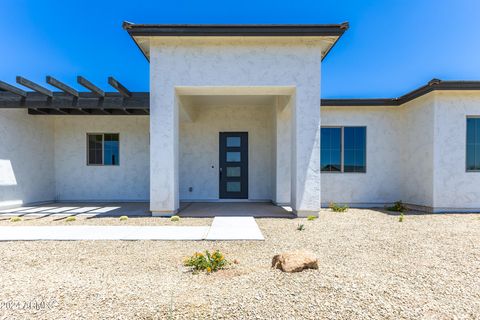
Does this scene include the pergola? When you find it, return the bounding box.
[0,76,149,115]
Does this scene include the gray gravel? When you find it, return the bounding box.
[0,209,479,319]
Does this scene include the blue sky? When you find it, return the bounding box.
[1,0,479,98]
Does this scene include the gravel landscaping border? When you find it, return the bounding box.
[0,209,479,319]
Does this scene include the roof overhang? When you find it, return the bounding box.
[122,22,349,61]
[321,79,480,107]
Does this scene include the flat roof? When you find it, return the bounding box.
[123,22,349,61]
[321,79,480,107]
[122,22,349,37]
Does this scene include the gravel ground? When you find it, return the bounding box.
[0,209,479,319]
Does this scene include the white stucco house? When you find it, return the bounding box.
[1,22,480,215]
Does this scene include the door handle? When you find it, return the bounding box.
[219,167,222,180]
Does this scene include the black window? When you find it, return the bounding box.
[321,127,366,173]
[344,127,366,173]
[467,117,480,171]
[321,128,341,172]
[87,133,119,166]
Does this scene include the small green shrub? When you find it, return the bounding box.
[329,202,348,212]
[297,224,305,231]
[399,212,404,222]
[170,215,180,222]
[65,216,76,222]
[184,250,228,273]
[387,201,407,213]
[119,215,128,221]
[9,217,22,222]
[307,215,317,221]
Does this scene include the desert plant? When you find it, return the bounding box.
[399,212,405,222]
[184,250,228,273]
[329,202,348,212]
[297,224,305,231]
[170,215,180,222]
[65,216,76,222]
[9,217,22,222]
[387,201,407,213]
[119,215,128,221]
[307,215,317,221]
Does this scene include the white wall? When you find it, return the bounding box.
[150,37,323,214]
[54,116,149,201]
[321,92,480,212]
[0,109,55,208]
[321,106,403,206]
[433,91,480,210]
[179,105,273,201]
[273,98,292,205]
[400,95,436,208]
[321,95,436,208]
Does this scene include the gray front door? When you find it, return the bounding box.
[219,132,248,199]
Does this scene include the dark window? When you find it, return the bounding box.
[87,134,103,165]
[321,127,366,173]
[344,127,366,173]
[87,133,120,166]
[321,128,341,172]
[467,118,480,171]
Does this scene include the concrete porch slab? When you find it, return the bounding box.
[179,202,294,218]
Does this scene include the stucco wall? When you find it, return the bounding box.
[321,106,403,206]
[0,109,55,208]
[400,94,436,208]
[179,105,273,201]
[150,37,322,213]
[321,92,480,211]
[54,116,149,201]
[433,91,480,210]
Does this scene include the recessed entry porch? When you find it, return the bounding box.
[150,86,297,215]
[178,90,292,203]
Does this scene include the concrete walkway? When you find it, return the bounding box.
[0,217,264,241]
[206,217,264,240]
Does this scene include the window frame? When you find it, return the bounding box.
[466,116,480,172]
[321,126,367,174]
[86,133,120,166]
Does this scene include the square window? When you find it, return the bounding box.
[87,133,120,166]
[321,127,366,173]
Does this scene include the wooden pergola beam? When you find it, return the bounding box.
[77,76,105,97]
[0,80,27,97]
[46,76,79,97]
[108,76,131,98]
[16,76,53,97]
